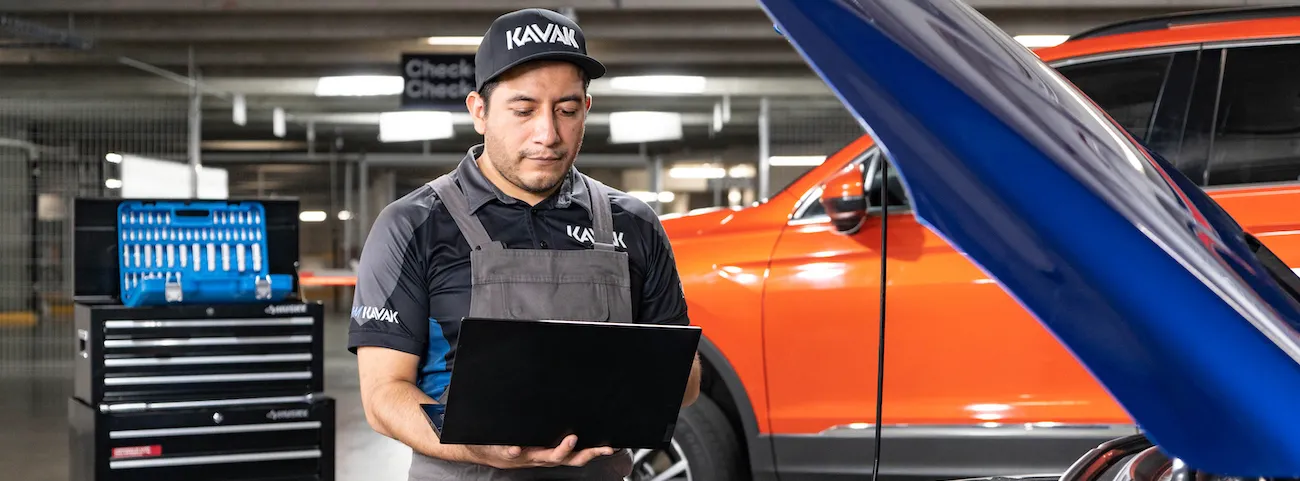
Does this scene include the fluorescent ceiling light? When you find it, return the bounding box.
[104,178,122,189]
[427,36,482,46]
[609,111,683,144]
[1013,34,1069,48]
[769,155,826,167]
[609,75,707,94]
[379,111,455,143]
[627,191,676,203]
[315,75,403,97]
[104,153,122,163]
[338,210,353,221]
[299,211,328,223]
[728,164,756,178]
[669,165,726,179]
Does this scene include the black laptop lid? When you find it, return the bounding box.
[438,317,702,450]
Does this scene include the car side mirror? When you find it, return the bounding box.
[819,163,868,235]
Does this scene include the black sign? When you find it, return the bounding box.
[401,53,476,110]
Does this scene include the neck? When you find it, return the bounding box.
[476,150,556,206]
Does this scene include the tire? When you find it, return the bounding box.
[627,395,745,481]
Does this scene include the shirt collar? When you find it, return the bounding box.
[455,143,592,215]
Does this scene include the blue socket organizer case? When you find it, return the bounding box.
[116,200,293,307]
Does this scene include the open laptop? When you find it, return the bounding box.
[420,317,702,451]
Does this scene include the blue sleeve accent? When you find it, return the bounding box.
[417,318,453,401]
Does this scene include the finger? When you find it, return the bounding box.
[565,447,616,467]
[501,446,522,459]
[544,435,578,465]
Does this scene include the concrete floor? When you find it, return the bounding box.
[0,313,414,481]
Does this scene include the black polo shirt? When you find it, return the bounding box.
[347,144,689,401]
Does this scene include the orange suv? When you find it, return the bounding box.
[659,7,1300,481]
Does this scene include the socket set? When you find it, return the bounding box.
[116,201,293,307]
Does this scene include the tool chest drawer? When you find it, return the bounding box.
[75,302,325,405]
[70,394,335,481]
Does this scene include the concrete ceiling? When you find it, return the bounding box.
[0,0,1291,165]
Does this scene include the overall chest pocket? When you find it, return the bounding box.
[468,249,630,323]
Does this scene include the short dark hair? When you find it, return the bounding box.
[479,66,592,111]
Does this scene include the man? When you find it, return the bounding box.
[347,7,701,481]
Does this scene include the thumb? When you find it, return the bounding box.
[502,446,522,459]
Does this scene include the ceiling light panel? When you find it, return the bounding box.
[427,36,483,46]
[1013,35,1069,48]
[315,75,403,97]
[609,75,707,94]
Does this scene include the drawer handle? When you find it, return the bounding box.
[104,371,311,386]
[104,317,314,329]
[111,421,322,439]
[110,449,321,469]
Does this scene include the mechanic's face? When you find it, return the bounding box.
[468,61,591,203]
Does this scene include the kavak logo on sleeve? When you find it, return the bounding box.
[352,305,401,325]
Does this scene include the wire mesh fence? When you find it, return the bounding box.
[0,21,190,376]
[766,97,867,197]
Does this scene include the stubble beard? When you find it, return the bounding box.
[483,132,583,196]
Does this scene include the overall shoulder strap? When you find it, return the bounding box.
[428,174,503,250]
[582,175,618,251]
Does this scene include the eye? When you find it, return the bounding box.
[512,109,532,117]
[559,109,578,117]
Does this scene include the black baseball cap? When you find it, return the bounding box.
[474,8,607,92]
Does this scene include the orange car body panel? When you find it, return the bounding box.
[663,17,1300,436]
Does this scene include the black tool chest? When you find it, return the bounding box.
[74,302,326,406]
[70,198,335,481]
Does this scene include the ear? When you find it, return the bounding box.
[466,91,488,135]
[584,93,593,112]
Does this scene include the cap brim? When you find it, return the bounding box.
[479,51,607,91]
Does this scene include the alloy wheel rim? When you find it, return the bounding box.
[625,438,692,481]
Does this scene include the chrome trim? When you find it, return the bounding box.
[104,317,314,329]
[1202,36,1300,50]
[104,371,311,386]
[817,423,1139,439]
[103,335,312,348]
[109,449,321,469]
[1047,45,1201,69]
[99,394,314,413]
[110,421,321,439]
[1203,179,1300,192]
[790,185,827,223]
[104,353,312,367]
[788,213,830,226]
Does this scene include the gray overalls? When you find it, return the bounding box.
[409,171,634,481]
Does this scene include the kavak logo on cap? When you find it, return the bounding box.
[474,8,606,92]
[505,23,581,51]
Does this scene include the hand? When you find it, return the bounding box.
[465,435,615,470]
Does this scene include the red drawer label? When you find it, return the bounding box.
[111,445,162,459]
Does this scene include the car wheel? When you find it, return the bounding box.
[626,395,744,481]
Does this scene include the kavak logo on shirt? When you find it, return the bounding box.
[567,225,627,249]
[506,23,580,51]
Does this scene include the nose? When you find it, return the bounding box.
[530,110,562,147]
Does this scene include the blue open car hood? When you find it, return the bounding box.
[756,0,1300,476]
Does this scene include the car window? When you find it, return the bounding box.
[1205,43,1300,186]
[1057,53,1174,142]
